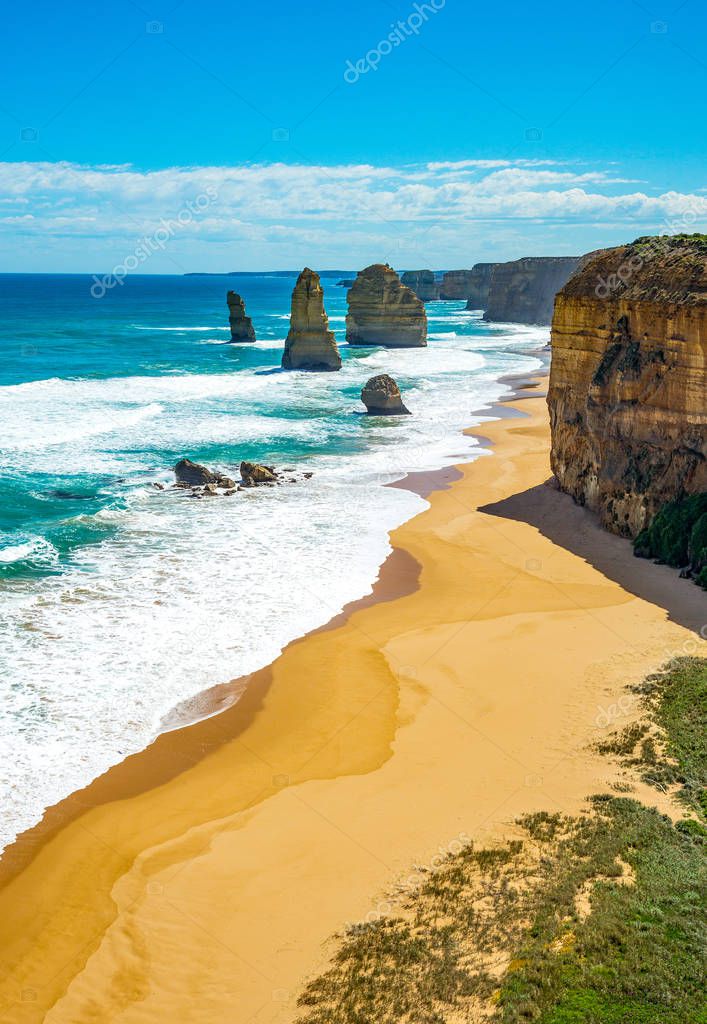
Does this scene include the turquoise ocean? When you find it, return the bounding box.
[0,272,547,849]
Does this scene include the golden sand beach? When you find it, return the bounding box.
[0,379,704,1024]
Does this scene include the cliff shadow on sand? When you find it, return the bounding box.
[480,481,706,635]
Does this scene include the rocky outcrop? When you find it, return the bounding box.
[401,270,439,302]
[361,374,411,415]
[464,263,498,310]
[346,264,427,348]
[174,459,235,489]
[227,291,256,342]
[282,268,342,371]
[484,256,582,325]
[548,235,707,538]
[240,461,278,486]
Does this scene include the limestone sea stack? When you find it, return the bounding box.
[361,374,410,415]
[227,291,256,342]
[483,256,583,325]
[346,264,427,348]
[464,263,498,310]
[548,234,707,538]
[400,270,439,301]
[282,268,342,371]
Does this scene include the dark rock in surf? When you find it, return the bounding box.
[174,458,219,486]
[361,374,411,415]
[240,461,278,485]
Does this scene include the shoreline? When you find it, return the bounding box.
[1,365,703,1024]
[0,354,547,879]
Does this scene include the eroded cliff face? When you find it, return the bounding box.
[439,270,475,300]
[548,236,707,537]
[400,270,439,301]
[464,263,498,310]
[484,256,582,325]
[282,268,342,371]
[346,264,427,348]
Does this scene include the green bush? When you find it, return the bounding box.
[689,512,707,573]
[634,493,707,573]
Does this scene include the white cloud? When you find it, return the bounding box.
[1,158,705,271]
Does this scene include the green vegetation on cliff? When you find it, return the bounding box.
[296,659,707,1024]
[632,232,707,252]
[634,493,707,587]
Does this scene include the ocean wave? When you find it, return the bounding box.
[0,402,164,451]
[0,536,58,565]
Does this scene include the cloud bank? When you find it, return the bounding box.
[2,158,705,272]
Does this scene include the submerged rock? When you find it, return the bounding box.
[282,268,342,371]
[240,461,278,485]
[227,291,256,343]
[361,374,411,415]
[346,264,427,348]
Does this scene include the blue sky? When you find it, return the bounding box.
[2,0,706,272]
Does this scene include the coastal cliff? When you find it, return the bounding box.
[484,256,582,324]
[282,268,342,371]
[400,270,439,301]
[439,269,476,300]
[346,264,427,348]
[464,263,497,310]
[548,235,707,538]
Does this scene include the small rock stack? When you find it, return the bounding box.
[227,291,256,342]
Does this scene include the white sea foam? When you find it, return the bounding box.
[0,322,546,850]
[0,537,58,564]
[131,324,228,331]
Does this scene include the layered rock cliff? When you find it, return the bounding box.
[439,270,476,300]
[282,268,342,371]
[548,235,707,538]
[484,256,582,325]
[346,264,427,348]
[464,263,498,310]
[400,270,439,301]
[227,291,256,342]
